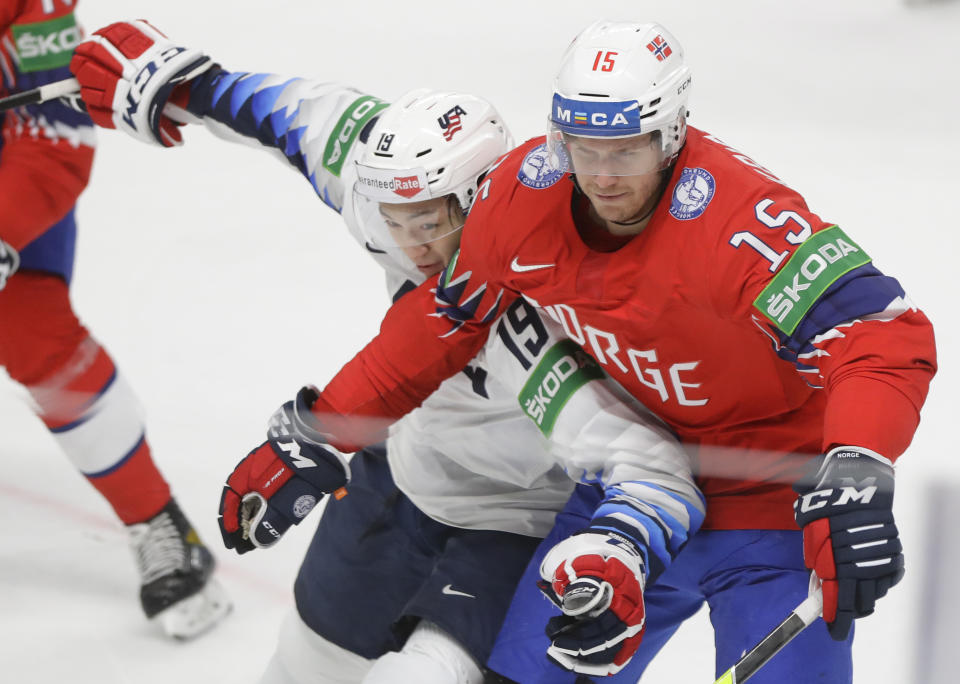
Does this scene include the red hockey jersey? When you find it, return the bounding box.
[317,128,937,529]
[0,0,93,250]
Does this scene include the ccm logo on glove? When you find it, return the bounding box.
[795,482,880,513]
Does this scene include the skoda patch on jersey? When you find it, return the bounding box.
[12,12,81,72]
[518,143,569,190]
[669,167,716,220]
[519,340,604,437]
[323,95,389,177]
[755,225,871,334]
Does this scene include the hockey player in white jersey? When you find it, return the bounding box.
[69,20,706,683]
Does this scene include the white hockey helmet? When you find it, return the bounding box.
[353,88,513,250]
[547,20,692,176]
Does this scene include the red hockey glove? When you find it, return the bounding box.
[0,238,19,291]
[538,530,647,677]
[793,447,903,640]
[218,387,351,554]
[69,20,212,147]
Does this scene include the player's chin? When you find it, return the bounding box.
[416,263,444,277]
[586,191,631,213]
[593,201,641,224]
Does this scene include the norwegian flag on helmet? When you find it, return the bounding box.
[646,35,672,62]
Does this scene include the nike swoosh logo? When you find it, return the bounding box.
[510,257,555,273]
[442,584,476,599]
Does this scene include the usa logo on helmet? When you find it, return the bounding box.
[438,105,467,141]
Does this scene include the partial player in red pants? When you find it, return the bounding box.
[0,0,228,638]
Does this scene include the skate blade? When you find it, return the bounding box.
[156,578,232,640]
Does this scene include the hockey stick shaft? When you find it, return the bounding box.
[0,77,79,112]
[1,76,188,123]
[712,578,823,684]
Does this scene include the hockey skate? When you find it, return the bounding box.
[128,498,232,639]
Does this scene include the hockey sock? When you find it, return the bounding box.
[34,344,171,523]
[0,273,171,524]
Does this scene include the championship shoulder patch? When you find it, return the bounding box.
[518,340,605,437]
[12,12,81,72]
[669,167,715,220]
[517,143,569,189]
[322,95,389,177]
[754,225,871,334]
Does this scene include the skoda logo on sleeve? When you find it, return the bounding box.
[518,143,569,189]
[669,167,716,220]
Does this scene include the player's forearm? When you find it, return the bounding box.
[186,69,380,196]
[547,378,706,580]
[315,279,490,451]
[185,67,297,148]
[821,309,936,459]
[587,418,706,580]
[823,375,923,459]
[591,480,705,582]
[546,365,700,499]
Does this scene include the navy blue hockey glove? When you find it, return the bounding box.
[0,238,20,291]
[793,447,903,640]
[218,386,350,554]
[538,530,647,677]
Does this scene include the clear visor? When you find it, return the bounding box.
[546,124,666,177]
[353,162,464,251]
[353,190,465,252]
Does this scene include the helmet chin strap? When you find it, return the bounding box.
[612,203,657,226]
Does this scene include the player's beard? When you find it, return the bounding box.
[580,172,665,234]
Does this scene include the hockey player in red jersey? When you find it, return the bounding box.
[66,18,717,684]
[208,19,935,682]
[0,0,228,638]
